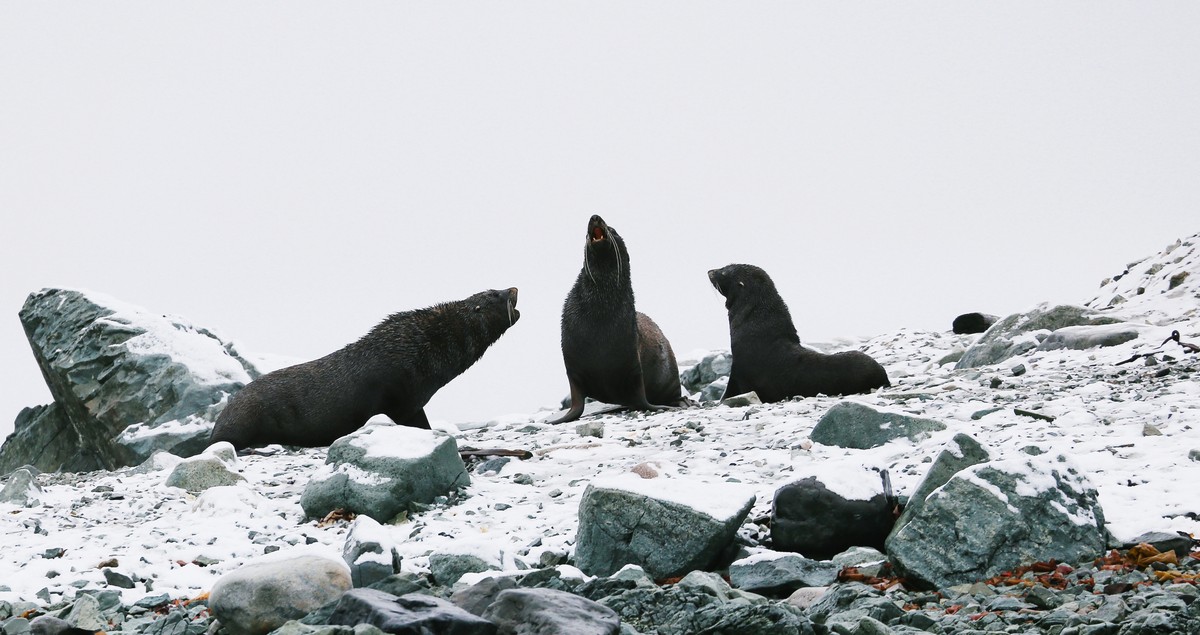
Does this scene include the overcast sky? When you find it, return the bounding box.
[2,3,1198,440]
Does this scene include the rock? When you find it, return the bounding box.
[300,424,470,522]
[721,392,762,408]
[600,583,814,635]
[63,594,106,631]
[1190,449,1200,462]
[1036,323,1146,352]
[27,616,91,635]
[1,289,258,472]
[164,443,245,493]
[103,568,136,589]
[887,454,1107,590]
[1143,423,1162,436]
[481,588,621,635]
[952,313,999,335]
[428,553,496,587]
[891,434,991,537]
[729,552,839,595]
[771,472,894,559]
[1119,531,1195,558]
[806,583,903,630]
[209,555,352,635]
[451,576,518,616]
[810,402,945,450]
[574,475,755,579]
[1011,363,1027,376]
[956,303,1121,369]
[785,587,828,611]
[342,516,403,588]
[679,351,732,396]
[3,618,31,635]
[0,469,42,507]
[325,589,496,635]
[576,422,605,439]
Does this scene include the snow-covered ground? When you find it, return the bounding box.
[2,237,1198,607]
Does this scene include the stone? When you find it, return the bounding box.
[729,552,839,595]
[300,425,470,523]
[574,475,755,579]
[209,555,352,635]
[342,516,402,588]
[1,289,259,472]
[956,303,1121,369]
[887,454,1107,590]
[1036,324,1146,352]
[771,473,894,559]
[27,616,90,635]
[679,351,732,397]
[810,402,945,450]
[164,444,246,493]
[576,422,605,439]
[63,593,106,631]
[600,583,814,635]
[451,576,518,616]
[891,434,991,537]
[721,392,762,408]
[952,313,999,335]
[326,589,496,635]
[1119,531,1195,558]
[481,588,621,635]
[103,569,137,589]
[428,553,496,587]
[0,469,42,507]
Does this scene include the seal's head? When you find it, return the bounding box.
[582,215,630,284]
[708,263,777,308]
[464,287,521,334]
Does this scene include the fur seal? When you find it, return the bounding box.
[708,264,889,402]
[210,288,520,449]
[549,215,683,424]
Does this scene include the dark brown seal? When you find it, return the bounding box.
[210,288,520,449]
[549,215,683,424]
[708,264,889,402]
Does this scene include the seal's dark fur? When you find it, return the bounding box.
[550,215,682,424]
[210,288,520,449]
[709,264,889,402]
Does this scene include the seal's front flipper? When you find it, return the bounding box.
[392,408,431,429]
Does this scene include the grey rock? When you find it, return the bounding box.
[1011,363,1027,376]
[482,588,621,635]
[326,589,496,635]
[1037,324,1145,352]
[576,422,605,439]
[428,553,495,587]
[210,555,352,635]
[891,434,991,537]
[887,454,1107,590]
[3,618,31,635]
[721,392,762,408]
[63,593,106,631]
[956,303,1121,369]
[0,469,41,507]
[771,474,894,559]
[729,553,839,594]
[300,425,470,523]
[76,589,122,613]
[103,568,137,589]
[810,402,945,450]
[27,616,89,635]
[1119,530,1195,557]
[1191,449,1200,462]
[365,573,430,599]
[601,584,813,635]
[164,452,245,493]
[679,351,732,397]
[1,289,258,473]
[806,583,903,628]
[676,570,733,598]
[451,576,517,616]
[574,478,755,579]
[342,516,402,588]
[1025,584,1062,609]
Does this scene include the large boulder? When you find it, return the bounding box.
[1035,323,1147,352]
[890,433,991,535]
[574,475,755,579]
[481,588,621,635]
[209,555,352,635]
[300,424,470,523]
[0,468,42,507]
[599,575,814,635]
[770,469,895,559]
[728,552,839,595]
[955,303,1120,369]
[886,454,1107,590]
[326,589,496,635]
[2,289,259,473]
[810,402,945,450]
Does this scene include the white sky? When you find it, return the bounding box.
[2,4,1198,440]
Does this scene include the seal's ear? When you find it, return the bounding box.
[739,281,745,287]
[474,305,482,313]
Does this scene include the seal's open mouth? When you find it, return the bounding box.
[588,215,607,243]
[708,270,723,294]
[506,287,520,325]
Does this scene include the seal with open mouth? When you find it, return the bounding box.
[210,287,520,449]
[549,215,683,424]
[709,264,889,402]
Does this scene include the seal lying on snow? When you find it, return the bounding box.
[708,264,889,402]
[549,215,684,424]
[210,288,520,449]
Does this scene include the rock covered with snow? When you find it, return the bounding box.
[728,552,839,595]
[886,453,1108,590]
[341,516,403,588]
[209,555,352,635]
[809,401,946,449]
[1087,233,1200,323]
[163,442,245,493]
[770,467,895,559]
[955,303,1122,369]
[1,289,259,473]
[299,424,471,523]
[678,351,732,401]
[0,468,41,507]
[574,475,755,579]
[891,433,991,531]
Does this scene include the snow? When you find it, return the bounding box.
[1,236,1198,605]
[346,423,454,461]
